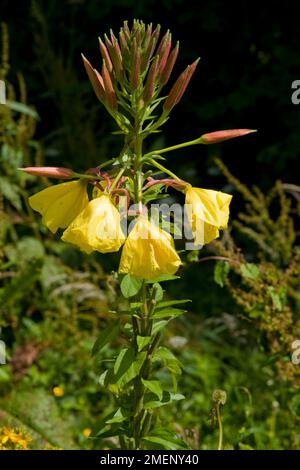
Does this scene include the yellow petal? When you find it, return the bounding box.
[29,180,89,233]
[119,217,181,280]
[185,186,232,245]
[62,194,125,253]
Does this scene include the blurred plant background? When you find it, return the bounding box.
[0,0,300,450]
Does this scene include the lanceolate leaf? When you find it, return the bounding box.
[92,321,120,356]
[137,335,152,352]
[114,348,147,387]
[141,379,163,400]
[151,307,186,319]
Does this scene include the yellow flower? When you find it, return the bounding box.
[29,180,89,233]
[83,428,92,438]
[119,216,181,280]
[61,194,125,254]
[0,427,31,450]
[185,186,232,245]
[53,386,64,397]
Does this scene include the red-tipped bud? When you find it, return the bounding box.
[123,20,131,42]
[151,24,161,49]
[130,38,141,90]
[102,60,118,110]
[143,55,159,103]
[110,31,123,79]
[19,167,73,179]
[98,38,113,73]
[158,34,172,76]
[141,37,156,73]
[174,58,199,105]
[119,30,129,52]
[143,23,153,51]
[156,30,170,57]
[160,41,179,85]
[104,33,123,80]
[81,54,106,102]
[164,68,187,111]
[200,129,257,144]
[164,58,199,111]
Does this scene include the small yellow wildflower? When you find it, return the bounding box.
[185,186,232,245]
[62,194,125,254]
[83,428,92,438]
[53,386,64,397]
[119,216,181,279]
[0,427,31,450]
[29,180,89,233]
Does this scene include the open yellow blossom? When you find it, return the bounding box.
[29,180,89,233]
[83,428,92,438]
[61,194,125,254]
[119,216,181,279]
[53,386,64,397]
[185,186,232,245]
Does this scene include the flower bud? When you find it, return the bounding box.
[160,42,179,85]
[98,38,113,73]
[158,33,172,76]
[81,54,106,102]
[200,129,257,144]
[143,55,159,103]
[102,60,118,110]
[164,58,199,110]
[19,166,74,179]
[130,38,141,90]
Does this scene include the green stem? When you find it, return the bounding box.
[97,158,115,169]
[143,136,202,159]
[132,283,151,449]
[109,167,126,192]
[217,405,223,450]
[148,158,181,181]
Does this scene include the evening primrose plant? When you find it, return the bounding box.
[20,20,255,450]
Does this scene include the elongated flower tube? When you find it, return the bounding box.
[61,194,125,254]
[185,186,232,245]
[29,180,89,233]
[119,216,181,279]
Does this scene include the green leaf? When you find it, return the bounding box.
[151,282,164,302]
[6,100,40,119]
[98,370,108,387]
[92,321,120,356]
[105,408,126,424]
[0,176,23,211]
[152,320,169,335]
[114,348,147,387]
[157,299,191,308]
[120,274,143,298]
[240,263,260,280]
[137,335,151,352]
[146,274,179,283]
[153,347,182,375]
[143,431,188,450]
[214,261,230,287]
[152,308,186,319]
[142,379,163,400]
[267,286,286,311]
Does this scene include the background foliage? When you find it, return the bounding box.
[1,0,300,449]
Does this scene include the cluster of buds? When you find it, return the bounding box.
[82,20,199,133]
